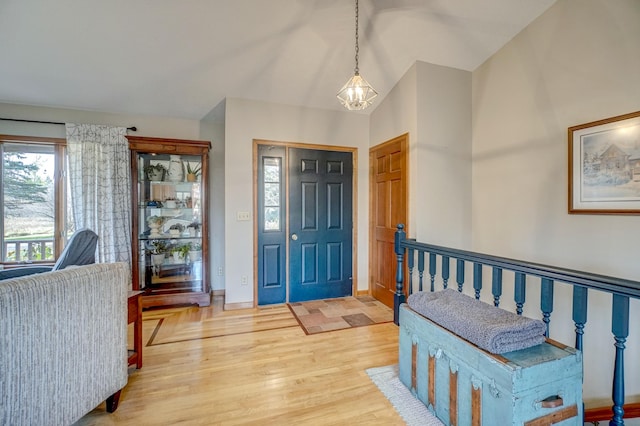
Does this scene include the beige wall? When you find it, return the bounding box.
[199,115,226,291]
[415,62,472,247]
[224,98,369,306]
[370,62,472,248]
[472,0,640,399]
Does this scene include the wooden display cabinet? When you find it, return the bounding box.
[128,136,211,308]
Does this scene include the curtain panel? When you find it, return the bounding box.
[65,123,132,264]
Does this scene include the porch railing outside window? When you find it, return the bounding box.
[4,238,55,262]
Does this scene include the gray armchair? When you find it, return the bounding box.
[0,229,98,280]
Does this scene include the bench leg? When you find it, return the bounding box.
[106,389,122,413]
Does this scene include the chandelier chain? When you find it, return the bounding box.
[336,0,377,110]
[354,0,359,75]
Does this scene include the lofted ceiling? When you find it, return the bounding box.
[0,0,557,119]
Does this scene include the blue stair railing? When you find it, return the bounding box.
[393,224,640,425]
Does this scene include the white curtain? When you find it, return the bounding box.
[65,123,132,264]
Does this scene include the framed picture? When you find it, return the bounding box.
[569,110,640,214]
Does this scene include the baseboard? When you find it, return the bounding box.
[224,301,254,310]
[214,289,253,310]
[356,289,371,297]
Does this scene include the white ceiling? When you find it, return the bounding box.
[0,0,557,120]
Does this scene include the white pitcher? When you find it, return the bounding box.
[167,155,183,182]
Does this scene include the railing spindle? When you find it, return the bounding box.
[572,286,588,351]
[429,253,436,292]
[456,259,465,293]
[418,251,425,292]
[492,267,502,307]
[514,273,526,316]
[611,294,629,426]
[473,263,482,299]
[541,278,554,338]
[407,248,415,296]
[442,256,450,289]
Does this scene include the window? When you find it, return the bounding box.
[0,135,68,265]
[263,157,281,231]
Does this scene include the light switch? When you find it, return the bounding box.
[236,211,251,221]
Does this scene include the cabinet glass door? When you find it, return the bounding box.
[137,153,204,293]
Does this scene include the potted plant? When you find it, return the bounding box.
[143,163,167,181]
[145,240,168,269]
[185,162,201,182]
[188,242,202,262]
[170,243,190,262]
[168,223,184,237]
[186,221,200,237]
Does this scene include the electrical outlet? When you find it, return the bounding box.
[241,275,248,285]
[218,267,223,276]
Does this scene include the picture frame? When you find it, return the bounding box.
[569,110,640,214]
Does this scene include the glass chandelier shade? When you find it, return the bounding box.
[337,0,377,111]
[337,73,377,111]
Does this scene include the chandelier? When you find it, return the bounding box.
[336,0,377,110]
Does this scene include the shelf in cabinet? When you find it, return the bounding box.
[141,207,195,214]
[139,234,201,240]
[143,181,201,188]
[140,180,200,192]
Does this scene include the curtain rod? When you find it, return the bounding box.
[0,117,137,132]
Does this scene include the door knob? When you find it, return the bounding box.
[291,233,298,241]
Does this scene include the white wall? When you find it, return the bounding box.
[415,62,472,248]
[472,0,640,400]
[370,62,472,248]
[199,108,226,292]
[224,98,369,306]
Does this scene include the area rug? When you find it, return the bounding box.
[366,365,444,426]
[287,296,393,335]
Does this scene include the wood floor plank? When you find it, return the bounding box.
[75,296,403,425]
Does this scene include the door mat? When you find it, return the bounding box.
[366,365,444,426]
[287,296,393,335]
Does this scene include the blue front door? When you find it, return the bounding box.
[288,148,353,302]
[257,145,287,305]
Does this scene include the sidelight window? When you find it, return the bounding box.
[263,157,281,231]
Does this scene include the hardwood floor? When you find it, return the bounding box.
[76,296,404,425]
